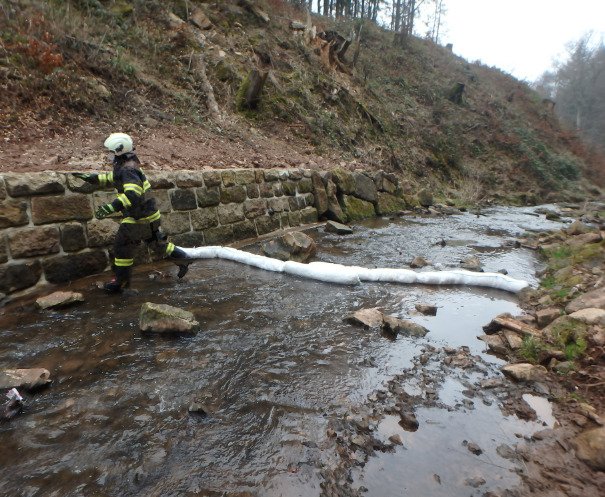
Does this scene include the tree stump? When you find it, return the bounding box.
[448,82,465,104]
[236,69,268,111]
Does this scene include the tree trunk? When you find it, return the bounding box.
[191,53,221,121]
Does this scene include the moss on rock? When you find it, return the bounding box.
[340,195,376,221]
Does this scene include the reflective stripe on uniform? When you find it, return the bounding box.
[98,172,114,187]
[121,210,161,225]
[143,180,151,192]
[123,183,144,195]
[166,242,175,256]
[116,193,132,208]
[114,257,134,267]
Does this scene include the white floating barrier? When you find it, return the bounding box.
[179,246,529,293]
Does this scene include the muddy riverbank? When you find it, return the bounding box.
[0,205,603,497]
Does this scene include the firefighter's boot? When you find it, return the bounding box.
[103,266,131,293]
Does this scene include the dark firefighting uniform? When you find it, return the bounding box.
[94,153,177,281]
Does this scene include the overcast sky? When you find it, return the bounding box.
[438,0,605,82]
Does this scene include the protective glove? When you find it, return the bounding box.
[72,172,96,183]
[95,203,115,219]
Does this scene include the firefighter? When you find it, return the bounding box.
[73,132,188,292]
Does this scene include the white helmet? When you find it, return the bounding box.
[104,133,133,156]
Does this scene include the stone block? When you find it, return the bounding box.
[221,170,236,187]
[272,182,284,197]
[235,169,255,185]
[31,195,92,225]
[174,171,205,188]
[246,184,260,198]
[191,208,218,230]
[170,189,197,211]
[301,193,315,207]
[146,171,176,189]
[244,198,267,219]
[43,250,108,284]
[0,236,7,263]
[256,214,281,235]
[152,189,172,213]
[311,171,328,217]
[202,170,222,187]
[254,170,264,183]
[87,219,120,247]
[298,178,313,194]
[232,220,257,240]
[61,222,87,252]
[376,192,407,215]
[340,195,375,221]
[288,211,301,227]
[264,169,280,182]
[278,170,290,180]
[331,168,355,194]
[353,172,377,203]
[172,231,205,248]
[374,171,398,194]
[196,187,220,207]
[8,226,60,258]
[280,212,290,228]
[66,174,96,194]
[0,199,29,228]
[0,177,6,200]
[282,181,297,196]
[302,169,313,177]
[218,203,245,224]
[259,183,274,198]
[300,207,319,224]
[220,186,246,204]
[4,172,65,197]
[0,260,42,293]
[288,196,305,211]
[204,225,233,244]
[92,191,117,209]
[268,197,290,213]
[288,169,303,180]
[161,211,191,235]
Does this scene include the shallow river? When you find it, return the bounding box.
[0,206,566,497]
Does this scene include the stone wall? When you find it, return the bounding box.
[0,168,407,297]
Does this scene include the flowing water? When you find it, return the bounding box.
[0,206,566,497]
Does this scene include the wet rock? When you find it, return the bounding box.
[464,441,483,455]
[478,334,508,355]
[383,316,429,337]
[501,363,547,382]
[567,231,603,247]
[496,443,517,460]
[480,378,503,389]
[409,256,429,268]
[261,231,317,263]
[36,291,84,310]
[0,368,51,390]
[346,307,383,329]
[568,307,605,326]
[139,302,198,334]
[572,427,605,471]
[535,307,562,328]
[502,330,523,350]
[188,401,208,417]
[388,434,403,445]
[566,287,605,313]
[324,220,353,235]
[566,220,591,235]
[465,476,486,487]
[399,412,419,431]
[415,304,437,316]
[460,256,483,272]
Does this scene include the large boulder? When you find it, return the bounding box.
[572,427,605,471]
[0,368,51,390]
[139,302,198,334]
[261,231,317,263]
[376,192,407,215]
[324,221,353,235]
[311,171,328,217]
[340,195,376,221]
[352,172,377,203]
[331,168,356,195]
[568,308,605,326]
[417,188,433,207]
[325,179,346,223]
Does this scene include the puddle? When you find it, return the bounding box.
[0,206,565,496]
[522,394,557,428]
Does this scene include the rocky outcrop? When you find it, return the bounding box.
[501,363,547,382]
[139,302,199,333]
[566,287,605,313]
[572,427,605,471]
